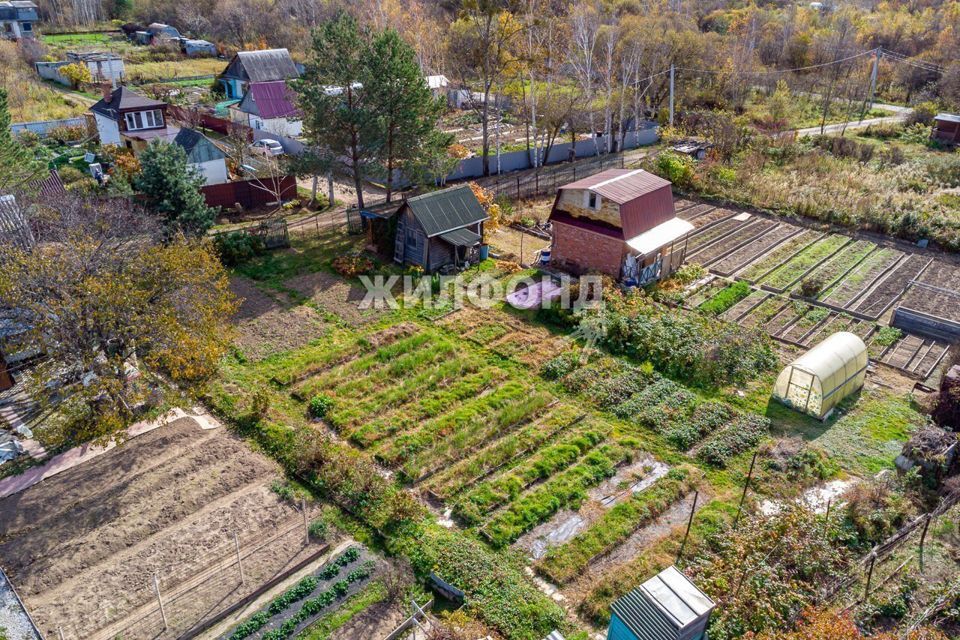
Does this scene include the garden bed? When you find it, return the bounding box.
[819,248,903,308]
[759,234,850,292]
[791,240,877,296]
[683,216,750,255]
[689,218,778,266]
[710,224,801,277]
[738,230,823,282]
[851,254,931,319]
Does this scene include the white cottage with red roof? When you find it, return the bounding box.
[548,169,693,284]
[229,80,302,138]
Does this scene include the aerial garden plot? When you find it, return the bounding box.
[198,208,960,640]
[681,202,956,384]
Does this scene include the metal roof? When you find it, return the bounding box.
[0,195,34,249]
[626,217,694,256]
[561,169,672,205]
[174,128,225,163]
[403,185,488,237]
[610,567,715,640]
[0,1,37,20]
[223,49,299,83]
[426,74,449,89]
[239,81,298,119]
[935,113,960,124]
[439,227,481,247]
[90,86,165,119]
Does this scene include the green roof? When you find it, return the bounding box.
[404,185,487,237]
[439,227,481,247]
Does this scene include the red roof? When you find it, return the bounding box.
[247,81,299,119]
[560,169,671,205]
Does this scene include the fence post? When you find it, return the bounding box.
[234,532,245,584]
[864,552,877,600]
[535,171,539,196]
[154,573,168,630]
[516,175,521,200]
[58,627,65,640]
[302,497,310,544]
[677,490,699,563]
[734,452,758,530]
[919,513,932,573]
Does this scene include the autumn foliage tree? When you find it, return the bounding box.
[0,195,236,447]
[752,608,949,640]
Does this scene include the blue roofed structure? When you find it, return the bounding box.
[608,566,715,640]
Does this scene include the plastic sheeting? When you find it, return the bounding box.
[773,331,868,420]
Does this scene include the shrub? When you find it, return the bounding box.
[331,255,374,278]
[699,281,751,316]
[541,352,580,380]
[213,231,266,267]
[308,519,328,541]
[47,124,87,143]
[698,414,770,466]
[799,276,824,298]
[654,151,695,188]
[309,394,334,418]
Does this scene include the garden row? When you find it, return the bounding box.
[228,547,371,640]
[688,281,949,379]
[545,354,771,468]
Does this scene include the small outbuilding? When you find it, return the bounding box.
[393,185,487,272]
[182,39,217,57]
[773,331,868,421]
[932,113,960,145]
[608,566,715,640]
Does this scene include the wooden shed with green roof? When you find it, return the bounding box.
[607,566,715,640]
[392,184,488,272]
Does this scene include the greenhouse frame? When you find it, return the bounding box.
[772,331,868,420]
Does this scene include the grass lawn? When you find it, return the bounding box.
[41,32,113,46]
[126,58,226,82]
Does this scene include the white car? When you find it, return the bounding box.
[250,139,284,156]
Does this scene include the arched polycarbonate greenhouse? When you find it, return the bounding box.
[773,332,868,420]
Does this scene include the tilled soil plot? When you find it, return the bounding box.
[0,418,312,640]
[852,254,930,319]
[230,277,329,361]
[285,272,388,326]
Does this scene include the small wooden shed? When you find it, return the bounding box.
[393,185,487,273]
[608,566,715,640]
[932,113,960,145]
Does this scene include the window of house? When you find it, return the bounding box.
[406,230,420,249]
[21,22,32,32]
[124,109,163,131]
[585,191,600,210]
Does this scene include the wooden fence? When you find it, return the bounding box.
[167,105,236,136]
[200,175,297,209]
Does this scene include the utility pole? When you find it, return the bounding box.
[669,64,675,127]
[734,452,758,530]
[868,48,881,112]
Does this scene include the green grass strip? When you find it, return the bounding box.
[454,429,608,525]
[347,367,506,447]
[482,443,633,548]
[535,466,700,584]
[422,404,586,501]
[295,581,387,640]
[400,389,554,482]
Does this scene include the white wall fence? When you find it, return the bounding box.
[11,117,87,136]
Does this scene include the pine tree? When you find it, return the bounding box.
[0,88,45,193]
[293,13,378,209]
[134,140,214,237]
[363,29,449,201]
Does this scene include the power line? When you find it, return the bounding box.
[676,49,876,76]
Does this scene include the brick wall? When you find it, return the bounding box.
[550,220,625,277]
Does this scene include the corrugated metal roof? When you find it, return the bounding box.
[439,227,481,246]
[610,567,715,640]
[225,49,299,83]
[0,195,34,249]
[403,185,487,237]
[240,81,298,119]
[935,113,960,124]
[29,169,66,198]
[561,169,672,205]
[174,128,225,163]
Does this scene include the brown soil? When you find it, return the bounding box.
[285,271,387,326]
[230,276,288,320]
[488,226,550,264]
[853,254,929,318]
[236,304,330,361]
[329,597,408,640]
[0,418,318,640]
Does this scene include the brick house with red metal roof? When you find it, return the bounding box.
[548,168,693,284]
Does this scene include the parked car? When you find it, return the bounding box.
[250,139,284,156]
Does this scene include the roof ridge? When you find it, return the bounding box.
[588,168,645,190]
